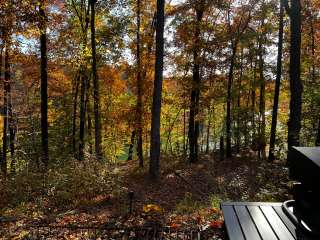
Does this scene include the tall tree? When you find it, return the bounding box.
[268,0,284,161]
[90,0,102,159]
[258,16,266,160]
[72,73,80,156]
[75,0,90,160]
[206,104,213,154]
[2,41,9,176]
[287,0,302,153]
[226,10,251,158]
[0,45,3,174]
[149,0,165,179]
[251,54,257,146]
[7,42,15,173]
[39,0,49,168]
[188,1,204,163]
[136,0,144,167]
[235,47,243,153]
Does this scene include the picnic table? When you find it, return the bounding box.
[221,202,317,240]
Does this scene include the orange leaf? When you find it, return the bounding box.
[170,223,180,230]
[209,208,220,214]
[196,215,204,224]
[209,220,224,229]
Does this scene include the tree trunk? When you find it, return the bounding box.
[226,43,237,158]
[188,89,196,162]
[268,0,284,162]
[287,0,302,154]
[39,0,49,168]
[258,34,266,160]
[206,104,212,154]
[72,74,80,156]
[183,108,186,156]
[236,48,243,154]
[244,94,250,146]
[78,1,90,161]
[85,64,92,155]
[2,43,9,176]
[0,47,2,173]
[149,0,165,180]
[251,56,257,145]
[90,0,102,160]
[188,6,203,163]
[8,58,15,174]
[87,94,93,154]
[78,73,86,160]
[136,0,143,168]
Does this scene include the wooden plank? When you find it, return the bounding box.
[222,202,282,207]
[273,206,297,239]
[234,206,261,239]
[221,205,245,240]
[260,206,295,240]
[247,206,278,240]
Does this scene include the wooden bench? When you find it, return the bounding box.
[221,202,317,240]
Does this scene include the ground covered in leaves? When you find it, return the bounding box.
[0,151,291,239]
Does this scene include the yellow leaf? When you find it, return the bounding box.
[11,230,29,240]
[143,204,163,213]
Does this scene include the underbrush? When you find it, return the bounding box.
[0,159,121,218]
[175,192,223,215]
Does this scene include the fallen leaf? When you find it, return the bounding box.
[209,220,224,229]
[169,223,180,229]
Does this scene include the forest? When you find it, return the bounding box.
[0,0,319,239]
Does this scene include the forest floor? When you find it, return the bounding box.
[0,151,291,239]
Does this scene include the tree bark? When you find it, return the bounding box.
[149,0,165,180]
[78,0,90,160]
[0,47,3,173]
[136,0,143,168]
[206,104,212,154]
[251,55,257,145]
[1,43,9,176]
[188,5,203,163]
[78,73,87,161]
[86,86,93,154]
[258,33,266,160]
[226,43,237,158]
[90,0,102,160]
[39,0,49,168]
[72,74,80,156]
[287,0,302,155]
[183,108,186,156]
[268,0,284,162]
[236,48,243,154]
[8,54,14,174]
